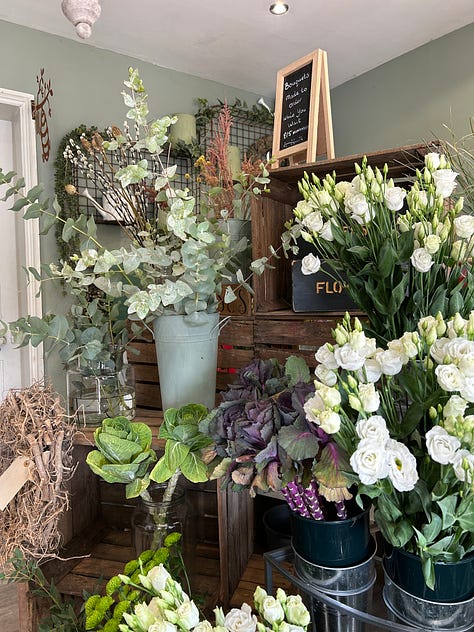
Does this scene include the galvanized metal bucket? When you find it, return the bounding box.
[294,537,377,632]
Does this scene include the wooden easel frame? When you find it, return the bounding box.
[271,49,335,168]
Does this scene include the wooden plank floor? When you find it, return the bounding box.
[0,581,20,632]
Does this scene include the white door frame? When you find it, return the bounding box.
[0,88,43,384]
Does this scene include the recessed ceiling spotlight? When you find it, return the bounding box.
[269,2,289,15]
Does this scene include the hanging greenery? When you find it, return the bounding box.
[195,97,274,127]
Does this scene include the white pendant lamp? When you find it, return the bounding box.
[61,0,102,39]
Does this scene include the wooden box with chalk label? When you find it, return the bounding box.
[291,259,357,312]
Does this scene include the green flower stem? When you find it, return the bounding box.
[139,469,181,550]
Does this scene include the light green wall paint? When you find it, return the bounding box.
[331,22,474,156]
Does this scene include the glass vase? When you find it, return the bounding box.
[66,358,136,426]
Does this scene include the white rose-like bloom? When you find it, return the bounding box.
[426,426,461,464]
[334,344,366,371]
[444,338,474,362]
[335,180,353,198]
[356,415,389,442]
[349,331,377,357]
[147,564,172,593]
[303,393,325,423]
[432,168,458,198]
[149,622,179,632]
[358,357,383,383]
[301,252,321,275]
[459,353,474,378]
[224,604,257,632]
[443,395,468,419]
[193,622,214,632]
[318,409,341,434]
[452,449,474,484]
[133,603,157,631]
[460,376,474,402]
[315,343,338,369]
[424,233,441,255]
[454,215,474,239]
[319,220,334,241]
[284,595,311,627]
[435,363,464,392]
[317,189,339,214]
[387,339,410,365]
[358,383,381,413]
[350,438,390,484]
[345,192,369,218]
[384,186,406,211]
[316,384,342,408]
[375,349,404,376]
[399,331,420,358]
[294,199,315,218]
[410,247,434,272]
[430,338,449,364]
[261,596,285,625]
[302,211,324,233]
[176,600,200,631]
[314,364,337,386]
[386,439,418,492]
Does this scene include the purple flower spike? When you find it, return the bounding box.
[335,500,347,520]
[283,481,311,518]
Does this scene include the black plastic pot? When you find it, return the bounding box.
[262,503,292,549]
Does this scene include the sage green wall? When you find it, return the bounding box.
[331,22,474,156]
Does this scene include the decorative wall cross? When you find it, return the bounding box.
[32,68,54,163]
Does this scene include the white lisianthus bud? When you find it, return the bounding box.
[350,438,389,484]
[454,214,474,239]
[318,409,341,434]
[432,168,458,197]
[284,595,311,627]
[452,449,474,484]
[358,383,381,413]
[397,215,411,232]
[319,220,334,241]
[384,186,406,211]
[147,564,172,592]
[303,394,325,423]
[261,596,284,625]
[334,180,352,198]
[348,394,362,412]
[356,415,389,442]
[253,587,267,611]
[410,247,434,272]
[317,385,341,408]
[176,600,200,631]
[425,426,461,464]
[424,233,441,254]
[224,604,257,632]
[443,395,468,419]
[425,152,441,170]
[301,252,321,275]
[451,240,468,262]
[386,439,418,491]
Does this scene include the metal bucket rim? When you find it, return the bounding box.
[293,535,377,572]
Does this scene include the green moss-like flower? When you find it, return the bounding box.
[164,532,182,547]
[106,575,123,596]
[123,559,139,576]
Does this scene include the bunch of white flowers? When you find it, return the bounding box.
[114,564,310,632]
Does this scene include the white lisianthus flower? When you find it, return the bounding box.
[410,247,434,272]
[384,186,406,211]
[149,622,179,632]
[193,623,213,632]
[316,384,341,408]
[350,438,390,485]
[358,383,381,413]
[399,331,420,358]
[349,331,377,357]
[452,449,474,484]
[387,339,410,365]
[294,199,315,218]
[375,349,404,376]
[303,393,325,423]
[356,415,389,442]
[460,376,474,402]
[432,168,458,197]
[451,239,469,262]
[319,220,334,241]
[454,214,474,239]
[317,189,339,214]
[424,233,441,255]
[425,152,441,170]
[301,252,321,275]
[133,603,157,630]
[314,364,337,386]
[224,604,257,632]
[176,600,200,631]
[315,343,338,369]
[443,395,468,419]
[147,564,172,592]
[435,363,464,392]
[261,596,285,625]
[345,193,370,219]
[386,439,418,492]
[335,180,352,198]
[430,338,449,364]
[302,211,324,233]
[444,338,474,361]
[318,409,341,434]
[426,426,461,464]
[459,353,474,378]
[284,595,311,627]
[358,357,383,383]
[334,344,366,371]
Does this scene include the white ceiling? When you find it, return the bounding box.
[1,0,474,99]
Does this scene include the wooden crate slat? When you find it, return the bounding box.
[134,363,159,382]
[254,316,337,346]
[218,347,255,368]
[70,556,125,579]
[56,572,106,597]
[219,318,254,345]
[135,382,162,409]
[91,542,135,563]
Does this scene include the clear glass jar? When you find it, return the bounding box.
[66,358,136,426]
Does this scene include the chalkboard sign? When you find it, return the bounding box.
[272,49,335,167]
[279,61,312,151]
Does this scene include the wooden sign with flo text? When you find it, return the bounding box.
[271,49,335,167]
